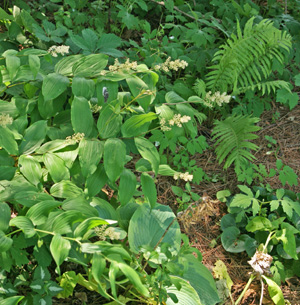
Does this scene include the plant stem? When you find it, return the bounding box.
[234,273,256,305]
[259,276,264,305]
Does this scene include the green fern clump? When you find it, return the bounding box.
[206,17,292,95]
[212,115,261,170]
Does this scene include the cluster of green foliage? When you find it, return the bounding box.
[0,0,299,304]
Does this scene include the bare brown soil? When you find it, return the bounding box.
[159,104,300,304]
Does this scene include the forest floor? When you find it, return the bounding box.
[159,104,300,305]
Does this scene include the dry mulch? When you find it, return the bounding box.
[157,104,300,304]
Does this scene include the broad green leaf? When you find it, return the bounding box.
[104,138,126,182]
[38,92,66,119]
[71,96,94,137]
[86,164,108,197]
[166,276,201,305]
[128,204,181,253]
[19,120,48,155]
[51,210,85,235]
[126,76,152,110]
[134,137,160,175]
[262,276,285,305]
[165,91,185,104]
[0,166,16,180]
[62,195,98,218]
[281,223,298,259]
[221,227,249,253]
[179,254,220,305]
[56,271,78,298]
[0,126,18,155]
[79,139,103,178]
[0,296,24,305]
[121,112,157,137]
[230,194,255,209]
[6,55,20,80]
[118,169,136,206]
[10,216,36,238]
[42,73,70,101]
[72,77,95,100]
[0,230,13,252]
[50,180,84,199]
[118,262,149,297]
[90,197,118,220]
[109,261,119,298]
[28,54,40,78]
[36,139,72,154]
[0,7,13,20]
[26,200,61,226]
[141,172,157,209]
[246,216,273,232]
[54,54,84,76]
[97,105,122,139]
[0,202,11,232]
[158,164,176,176]
[92,253,107,286]
[50,234,71,275]
[19,155,42,186]
[44,152,70,183]
[72,54,108,78]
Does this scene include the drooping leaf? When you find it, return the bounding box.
[141,172,157,209]
[118,169,136,206]
[71,96,94,137]
[42,73,70,101]
[0,126,18,155]
[134,137,160,175]
[18,155,42,186]
[0,202,11,232]
[121,112,157,138]
[78,139,103,178]
[50,234,71,275]
[50,181,84,199]
[104,138,126,182]
[19,120,48,155]
[43,152,70,183]
[10,216,36,238]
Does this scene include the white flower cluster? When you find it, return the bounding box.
[160,114,191,131]
[0,114,13,127]
[108,58,138,72]
[248,250,273,275]
[202,91,231,108]
[94,225,120,240]
[173,172,193,182]
[154,57,188,72]
[48,45,70,57]
[65,132,85,143]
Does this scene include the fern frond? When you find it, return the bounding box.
[237,80,291,95]
[206,17,292,94]
[212,115,261,169]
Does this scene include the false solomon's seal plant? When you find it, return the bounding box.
[0,46,219,304]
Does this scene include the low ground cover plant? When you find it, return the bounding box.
[0,1,299,304]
